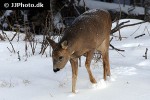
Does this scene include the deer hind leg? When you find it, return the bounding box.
[101,51,110,80]
[70,58,78,93]
[97,39,111,80]
[85,50,97,83]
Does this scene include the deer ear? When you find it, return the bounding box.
[61,40,68,49]
[46,37,57,49]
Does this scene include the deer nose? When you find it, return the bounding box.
[53,68,60,72]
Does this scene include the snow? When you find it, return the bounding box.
[4,10,13,16]
[0,19,150,100]
[80,0,144,15]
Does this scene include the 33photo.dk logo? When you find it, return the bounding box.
[4,3,9,8]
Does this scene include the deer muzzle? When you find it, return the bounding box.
[53,68,60,72]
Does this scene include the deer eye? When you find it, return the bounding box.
[59,56,63,61]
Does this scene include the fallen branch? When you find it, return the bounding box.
[134,34,145,39]
[110,44,125,52]
[143,48,148,59]
[17,51,21,61]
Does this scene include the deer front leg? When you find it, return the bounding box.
[70,58,78,93]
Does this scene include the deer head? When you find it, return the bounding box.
[46,37,70,72]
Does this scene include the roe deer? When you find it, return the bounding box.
[47,9,112,93]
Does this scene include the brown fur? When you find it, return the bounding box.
[47,9,112,93]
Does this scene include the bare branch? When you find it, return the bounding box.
[111,20,130,34]
[10,32,17,41]
[111,21,146,34]
[83,0,87,11]
[2,30,16,53]
[117,0,122,40]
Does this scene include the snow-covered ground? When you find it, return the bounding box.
[0,19,150,100]
[80,0,144,15]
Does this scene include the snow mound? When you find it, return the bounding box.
[81,0,144,15]
[113,67,137,76]
[137,61,150,66]
[88,79,107,90]
[122,43,143,48]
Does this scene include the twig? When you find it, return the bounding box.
[7,47,12,53]
[29,39,37,55]
[2,30,16,53]
[79,57,81,67]
[25,41,28,58]
[73,4,80,16]
[112,35,127,39]
[142,26,147,34]
[109,43,125,57]
[134,34,145,39]
[120,21,146,30]
[110,44,125,52]
[17,51,21,61]
[49,93,53,97]
[17,31,20,42]
[117,0,122,40]
[110,37,113,42]
[93,52,102,63]
[130,24,142,36]
[10,32,17,41]
[40,39,49,55]
[111,20,130,34]
[146,26,150,36]
[115,49,125,57]
[83,0,87,11]
[143,48,148,59]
